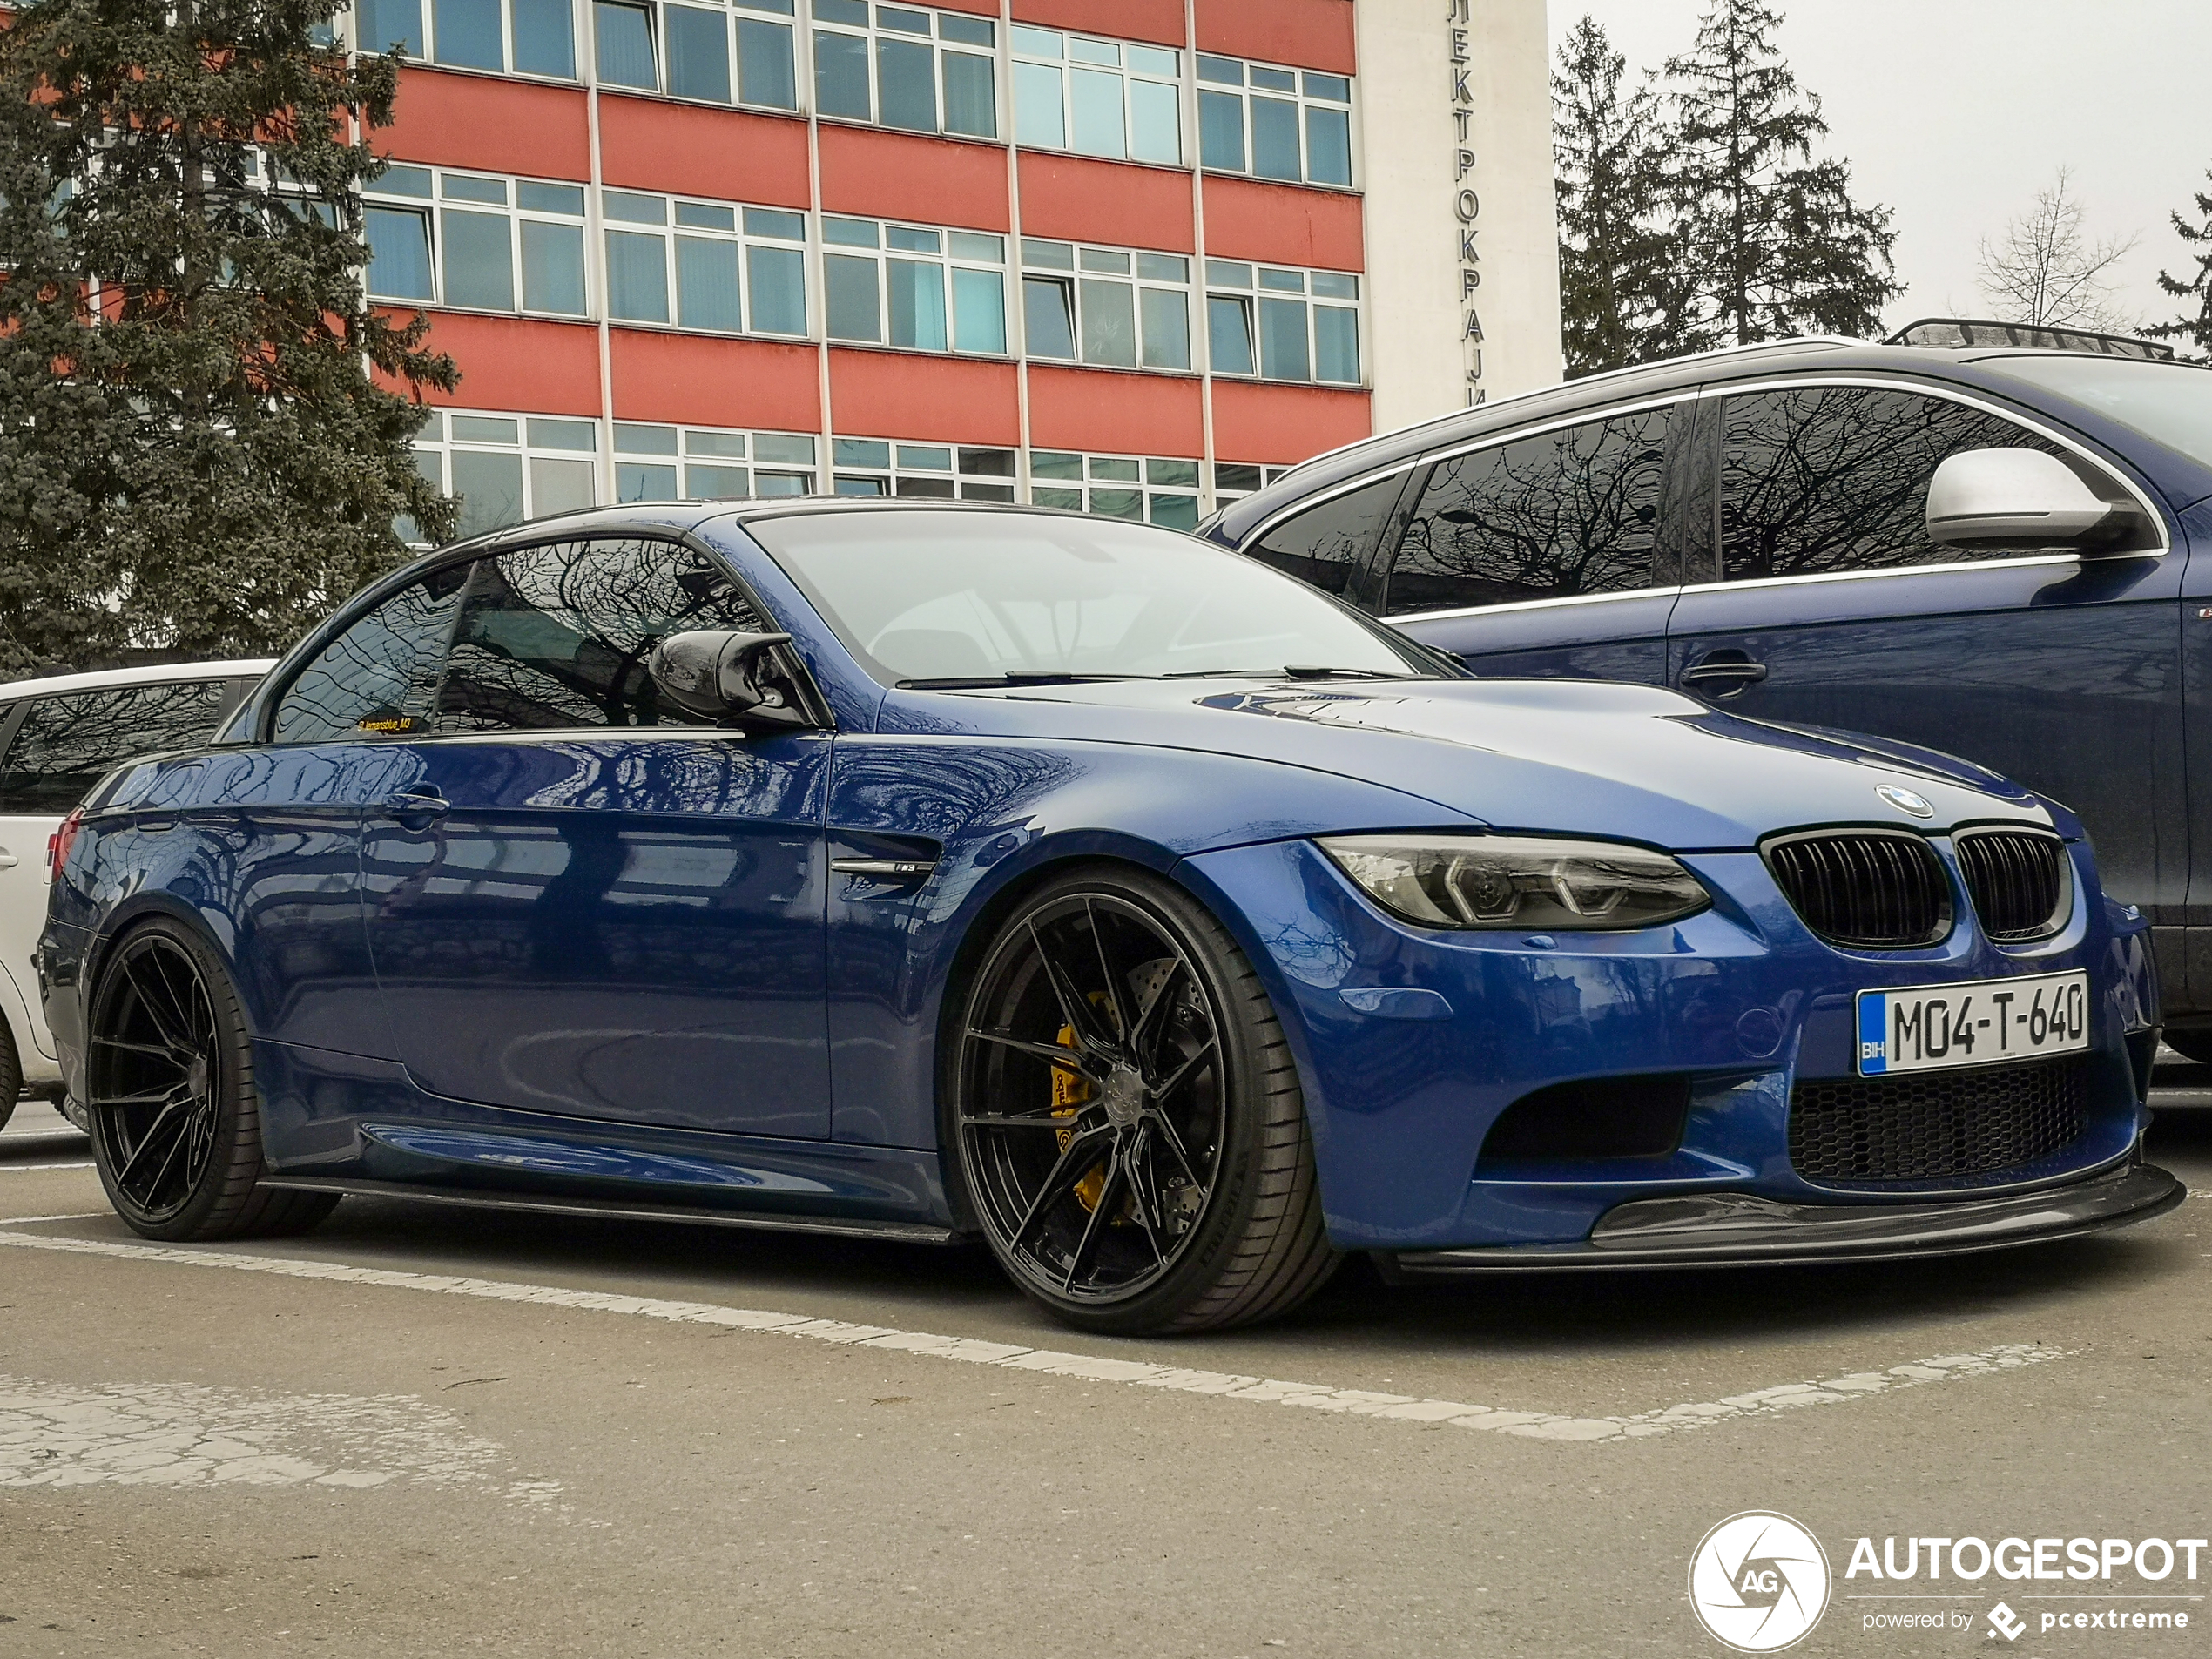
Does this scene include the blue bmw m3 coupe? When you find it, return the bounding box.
[39,502,2182,1332]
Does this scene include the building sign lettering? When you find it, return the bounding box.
[1446,0,1482,403]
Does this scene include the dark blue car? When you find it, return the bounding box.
[1205,337,2212,1060]
[40,502,2179,1332]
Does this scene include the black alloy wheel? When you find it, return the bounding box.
[948,867,1337,1334]
[86,919,337,1241]
[0,1016,19,1136]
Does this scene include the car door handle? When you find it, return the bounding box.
[1681,658,1770,686]
[384,787,449,826]
[0,846,17,870]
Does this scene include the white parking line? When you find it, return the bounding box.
[0,1225,2061,1446]
[0,1162,94,1172]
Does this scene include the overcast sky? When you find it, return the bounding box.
[1547,0,2212,337]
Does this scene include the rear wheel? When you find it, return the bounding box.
[946,867,1338,1334]
[86,919,337,1241]
[0,1018,19,1136]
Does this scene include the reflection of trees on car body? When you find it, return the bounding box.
[1390,408,1669,613]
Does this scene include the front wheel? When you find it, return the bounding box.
[946,867,1338,1334]
[86,919,338,1241]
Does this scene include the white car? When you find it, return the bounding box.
[0,659,272,1129]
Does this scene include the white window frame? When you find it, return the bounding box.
[365,165,594,320]
[1203,259,1363,387]
[409,410,602,542]
[827,437,1020,500]
[820,216,1009,356]
[1008,24,1182,165]
[1019,238,1194,373]
[601,190,812,337]
[1195,52,1356,190]
[587,0,802,112]
[352,0,582,82]
[807,0,1000,140]
[612,421,819,500]
[1209,462,1291,509]
[1028,449,1201,529]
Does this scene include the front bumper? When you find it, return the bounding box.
[1181,834,2162,1252]
[1380,1158,2182,1275]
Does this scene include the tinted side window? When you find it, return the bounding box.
[437,538,770,732]
[272,563,472,744]
[1245,472,1405,597]
[1718,387,2067,581]
[1386,408,1669,616]
[0,680,230,813]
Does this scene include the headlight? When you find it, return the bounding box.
[1318,834,1711,931]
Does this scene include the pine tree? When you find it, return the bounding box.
[1662,0,1899,347]
[2147,169,2212,356]
[1552,17,1689,376]
[0,0,456,675]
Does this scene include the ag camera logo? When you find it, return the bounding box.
[1689,1512,1831,1652]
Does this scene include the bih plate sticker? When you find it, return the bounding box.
[1856,969,2089,1076]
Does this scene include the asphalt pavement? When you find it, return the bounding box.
[2,1069,2209,1659]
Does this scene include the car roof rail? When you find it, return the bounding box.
[1272,334,1867,484]
[1884,316,2180,361]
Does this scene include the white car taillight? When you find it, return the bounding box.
[47,806,85,882]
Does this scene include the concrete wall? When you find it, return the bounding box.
[1356,0,1561,435]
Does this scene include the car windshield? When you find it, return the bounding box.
[1978,355,2212,472]
[752,509,1433,685]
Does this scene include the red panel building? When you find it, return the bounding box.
[354,0,1558,536]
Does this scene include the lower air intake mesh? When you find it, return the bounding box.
[1789,1055,2087,1184]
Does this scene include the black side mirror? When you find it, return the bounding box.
[646,630,811,729]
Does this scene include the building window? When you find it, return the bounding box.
[1030,451,1200,529]
[827,439,1018,500]
[1197,55,1352,188]
[1208,462,1291,512]
[810,0,996,140]
[614,423,817,499]
[1020,239,1190,372]
[603,192,809,335]
[366,165,591,319]
[358,0,577,77]
[1009,26,1180,165]
[822,217,1007,354]
[587,0,798,110]
[1204,260,1359,384]
[410,411,600,541]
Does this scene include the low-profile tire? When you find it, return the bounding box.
[0,1015,19,1135]
[2162,1029,2212,1068]
[85,918,338,1242]
[944,865,1339,1335]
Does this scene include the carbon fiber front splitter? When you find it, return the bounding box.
[1379,1159,2183,1277]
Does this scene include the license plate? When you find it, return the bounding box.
[1856,969,2089,1076]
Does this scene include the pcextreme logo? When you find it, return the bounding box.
[1688,1512,1832,1652]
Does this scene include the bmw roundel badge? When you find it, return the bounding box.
[1876,784,1935,819]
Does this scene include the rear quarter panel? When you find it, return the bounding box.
[44,746,403,1101]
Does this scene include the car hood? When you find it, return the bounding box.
[879,677,2054,850]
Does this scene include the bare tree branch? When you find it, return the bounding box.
[1976,166,2141,331]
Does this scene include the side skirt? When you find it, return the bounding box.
[255,1176,965,1247]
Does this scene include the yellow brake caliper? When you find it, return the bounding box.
[1051,1020,1109,1213]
